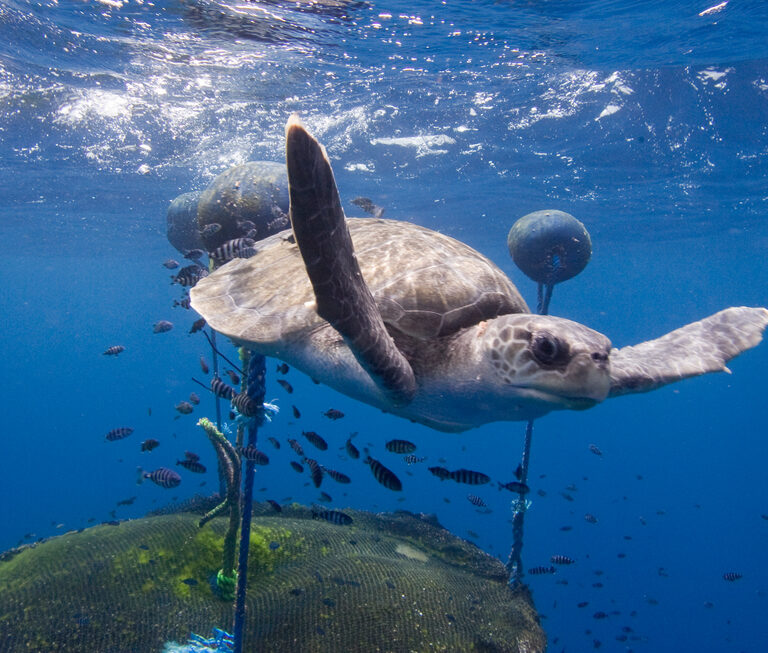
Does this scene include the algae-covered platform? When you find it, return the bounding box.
[0,505,545,652]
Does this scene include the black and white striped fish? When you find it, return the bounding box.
[467,494,486,508]
[723,572,742,581]
[209,238,256,264]
[238,445,269,465]
[364,456,402,491]
[139,467,181,488]
[102,345,125,356]
[428,466,451,480]
[106,427,134,442]
[302,431,328,451]
[551,554,575,565]
[267,437,281,450]
[287,438,304,457]
[324,468,351,484]
[177,459,206,474]
[172,264,208,287]
[403,455,427,465]
[304,457,324,488]
[210,376,235,400]
[289,461,304,473]
[449,468,490,485]
[312,509,353,526]
[528,566,556,575]
[385,439,416,454]
[344,436,360,460]
[232,392,259,417]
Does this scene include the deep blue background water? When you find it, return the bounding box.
[1,1,767,651]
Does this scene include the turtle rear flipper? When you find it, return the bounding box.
[608,306,768,397]
[285,115,417,405]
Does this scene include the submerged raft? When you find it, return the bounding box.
[0,504,545,652]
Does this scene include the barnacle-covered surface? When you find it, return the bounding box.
[0,504,545,652]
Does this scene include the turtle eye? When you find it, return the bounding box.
[530,332,568,366]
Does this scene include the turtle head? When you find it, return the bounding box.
[482,314,612,411]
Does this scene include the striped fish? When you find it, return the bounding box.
[267,436,281,450]
[209,238,256,264]
[304,458,323,487]
[210,376,235,400]
[528,566,556,575]
[428,466,451,480]
[449,468,490,485]
[140,467,181,489]
[232,392,259,417]
[467,494,486,508]
[289,461,304,473]
[551,555,575,565]
[324,468,351,484]
[312,509,353,526]
[385,439,416,454]
[172,264,208,287]
[106,427,134,442]
[102,345,125,356]
[177,459,206,474]
[723,572,742,581]
[364,456,402,492]
[304,457,324,488]
[287,438,304,457]
[345,436,360,459]
[302,430,328,451]
[238,445,269,465]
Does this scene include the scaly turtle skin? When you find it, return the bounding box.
[191,116,768,432]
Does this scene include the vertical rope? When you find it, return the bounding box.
[232,351,266,653]
[207,329,228,498]
[508,281,551,587]
[507,419,534,585]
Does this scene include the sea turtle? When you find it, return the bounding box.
[190,116,768,432]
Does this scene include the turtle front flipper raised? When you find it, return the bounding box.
[285,115,417,406]
[608,306,768,397]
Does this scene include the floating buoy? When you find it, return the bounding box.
[507,209,592,286]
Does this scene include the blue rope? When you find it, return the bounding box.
[508,281,551,587]
[232,352,266,653]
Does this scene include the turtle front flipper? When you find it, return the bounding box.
[285,115,417,405]
[608,306,768,397]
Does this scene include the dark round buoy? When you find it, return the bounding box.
[166,190,204,256]
[507,209,591,285]
[197,161,289,251]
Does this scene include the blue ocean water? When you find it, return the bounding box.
[1,0,767,650]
